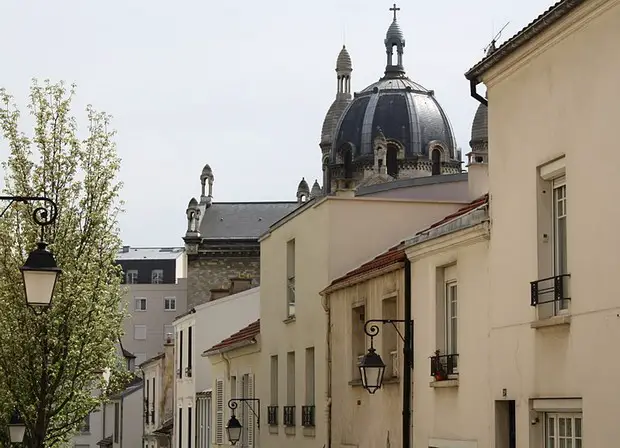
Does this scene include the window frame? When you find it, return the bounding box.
[545,412,582,447]
[126,269,138,284]
[134,297,147,312]
[151,269,164,284]
[445,280,458,357]
[164,296,177,311]
[552,176,568,315]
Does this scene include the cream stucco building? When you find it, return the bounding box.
[258,194,468,448]
[204,319,261,448]
[461,0,620,446]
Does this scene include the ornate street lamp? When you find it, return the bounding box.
[358,344,386,394]
[0,196,61,307]
[226,398,260,445]
[8,408,25,444]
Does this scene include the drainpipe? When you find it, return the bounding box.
[321,294,332,448]
[403,259,413,448]
[470,79,488,107]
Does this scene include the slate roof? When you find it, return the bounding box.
[465,0,584,81]
[199,202,298,240]
[323,246,407,293]
[203,319,260,355]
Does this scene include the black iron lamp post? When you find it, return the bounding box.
[226,398,260,445]
[8,408,25,444]
[0,196,61,308]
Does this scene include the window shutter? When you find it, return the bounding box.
[247,373,255,447]
[215,379,224,444]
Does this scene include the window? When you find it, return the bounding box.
[178,407,183,448]
[164,297,177,311]
[386,143,399,177]
[79,413,90,433]
[151,378,156,424]
[270,355,278,405]
[126,269,138,284]
[178,330,184,378]
[382,297,398,378]
[343,147,353,179]
[553,177,568,312]
[286,239,296,318]
[134,325,147,340]
[163,325,174,342]
[446,280,458,358]
[114,402,120,442]
[431,148,441,175]
[351,304,365,380]
[545,413,582,448]
[286,351,295,406]
[151,269,164,284]
[186,326,193,377]
[134,297,147,311]
[187,407,192,448]
[305,347,315,406]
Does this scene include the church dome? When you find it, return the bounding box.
[470,102,488,147]
[332,77,456,159]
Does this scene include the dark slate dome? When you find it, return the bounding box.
[332,77,456,159]
[470,102,488,147]
[330,8,456,162]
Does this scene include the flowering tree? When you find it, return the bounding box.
[0,80,128,447]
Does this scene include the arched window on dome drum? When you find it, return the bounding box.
[323,158,331,193]
[343,149,353,179]
[386,144,398,177]
[431,149,441,176]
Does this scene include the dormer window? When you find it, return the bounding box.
[151,269,164,284]
[126,270,138,284]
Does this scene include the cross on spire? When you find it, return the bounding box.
[390,3,400,21]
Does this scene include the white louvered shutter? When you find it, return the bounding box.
[247,373,255,447]
[215,379,224,444]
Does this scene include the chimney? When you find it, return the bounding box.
[230,278,252,294]
[466,151,489,200]
[122,245,130,253]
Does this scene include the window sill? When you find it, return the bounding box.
[303,426,316,437]
[348,376,400,387]
[430,378,459,388]
[531,314,571,329]
[283,316,296,324]
[284,425,296,436]
[268,425,279,435]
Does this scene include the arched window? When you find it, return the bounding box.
[431,149,441,176]
[343,148,353,179]
[323,157,331,193]
[386,144,399,177]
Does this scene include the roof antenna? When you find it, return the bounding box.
[484,21,509,55]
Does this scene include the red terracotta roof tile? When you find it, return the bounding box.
[415,194,489,235]
[204,319,260,354]
[324,245,407,291]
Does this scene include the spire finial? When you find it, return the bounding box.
[390,3,400,21]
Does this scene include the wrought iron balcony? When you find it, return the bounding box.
[283,406,295,427]
[267,406,278,426]
[430,353,458,381]
[530,274,571,307]
[301,406,315,427]
[176,368,182,379]
[185,366,192,378]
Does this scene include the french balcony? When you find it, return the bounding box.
[267,406,278,426]
[185,366,193,378]
[301,406,315,428]
[430,353,459,381]
[530,274,571,325]
[283,406,295,427]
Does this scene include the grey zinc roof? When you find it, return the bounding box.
[199,202,299,239]
[116,247,184,261]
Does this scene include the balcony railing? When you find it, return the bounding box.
[430,353,459,380]
[283,406,295,427]
[185,366,192,378]
[176,368,182,379]
[267,406,278,426]
[530,274,571,307]
[301,406,315,427]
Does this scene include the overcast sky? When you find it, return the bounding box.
[0,0,555,246]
